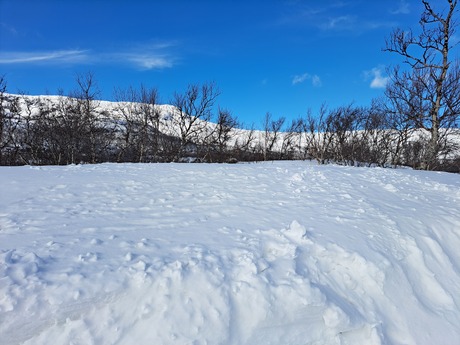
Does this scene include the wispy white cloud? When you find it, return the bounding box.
[321,15,356,30]
[0,42,178,70]
[122,54,174,70]
[312,75,322,87]
[365,67,389,89]
[292,73,322,87]
[292,73,310,85]
[0,50,90,64]
[118,43,176,69]
[321,15,396,32]
[391,0,410,15]
[277,1,349,26]
[278,2,397,33]
[116,41,178,70]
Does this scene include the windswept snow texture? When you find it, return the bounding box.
[1,162,460,345]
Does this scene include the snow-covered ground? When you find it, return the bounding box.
[1,161,459,345]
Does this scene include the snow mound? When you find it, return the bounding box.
[1,162,459,344]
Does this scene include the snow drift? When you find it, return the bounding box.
[1,162,459,344]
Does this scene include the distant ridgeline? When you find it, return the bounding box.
[1,93,459,172]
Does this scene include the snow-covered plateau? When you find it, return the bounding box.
[1,161,459,345]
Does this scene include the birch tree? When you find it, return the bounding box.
[385,0,459,169]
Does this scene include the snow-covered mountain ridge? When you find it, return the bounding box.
[2,93,460,169]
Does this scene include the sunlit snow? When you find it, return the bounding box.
[1,161,459,344]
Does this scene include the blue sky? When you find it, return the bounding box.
[0,0,425,126]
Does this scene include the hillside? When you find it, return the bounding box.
[2,93,460,169]
[1,161,459,344]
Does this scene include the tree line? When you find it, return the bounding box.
[0,73,458,171]
[0,0,459,171]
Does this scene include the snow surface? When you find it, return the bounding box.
[1,161,459,345]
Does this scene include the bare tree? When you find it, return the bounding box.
[72,72,110,164]
[328,105,364,165]
[279,117,304,160]
[0,92,21,165]
[0,76,13,164]
[13,94,44,165]
[357,100,393,167]
[114,86,142,161]
[0,77,22,165]
[114,85,161,162]
[169,82,220,161]
[211,107,239,162]
[138,85,161,160]
[384,0,460,169]
[49,91,86,164]
[305,105,335,164]
[263,112,285,161]
[26,73,112,165]
[233,123,258,161]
